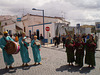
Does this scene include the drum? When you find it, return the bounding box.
[35,40,40,45]
[25,37,31,43]
[5,41,20,54]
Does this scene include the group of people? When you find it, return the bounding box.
[0,31,42,69]
[0,31,97,69]
[65,34,96,68]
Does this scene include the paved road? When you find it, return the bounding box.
[0,44,100,75]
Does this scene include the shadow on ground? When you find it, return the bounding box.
[56,65,95,74]
[43,46,66,52]
[0,64,39,75]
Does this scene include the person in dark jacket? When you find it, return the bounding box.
[40,34,44,45]
[62,35,66,48]
[54,36,59,48]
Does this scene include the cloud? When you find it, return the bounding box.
[0,0,100,26]
[66,0,100,9]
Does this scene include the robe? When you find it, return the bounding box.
[0,36,14,65]
[31,39,41,63]
[75,41,85,66]
[85,39,96,66]
[19,37,30,63]
[65,39,75,63]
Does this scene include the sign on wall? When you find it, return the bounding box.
[46,27,50,31]
[17,18,21,22]
[96,22,100,28]
[77,24,80,29]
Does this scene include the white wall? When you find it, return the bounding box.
[85,28,91,34]
[28,23,55,39]
[16,21,24,30]
[22,14,69,37]
[3,24,16,34]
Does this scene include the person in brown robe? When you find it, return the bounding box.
[65,35,75,66]
[85,35,96,68]
[75,36,85,67]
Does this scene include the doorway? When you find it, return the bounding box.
[29,30,31,38]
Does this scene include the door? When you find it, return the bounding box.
[29,30,31,38]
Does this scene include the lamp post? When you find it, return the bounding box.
[32,8,45,44]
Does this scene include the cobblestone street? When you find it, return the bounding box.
[0,44,100,75]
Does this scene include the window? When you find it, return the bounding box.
[24,27,26,32]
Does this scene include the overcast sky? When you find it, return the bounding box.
[0,0,100,26]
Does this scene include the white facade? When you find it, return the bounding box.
[1,16,24,35]
[80,28,91,34]
[22,13,70,38]
[28,23,55,39]
[3,23,16,34]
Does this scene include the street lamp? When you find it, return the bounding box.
[32,8,45,44]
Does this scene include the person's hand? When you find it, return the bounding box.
[22,39,25,41]
[69,44,73,46]
[33,42,36,45]
[34,42,36,44]
[91,42,95,45]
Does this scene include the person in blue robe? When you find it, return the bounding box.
[31,35,41,65]
[0,31,14,69]
[19,32,31,66]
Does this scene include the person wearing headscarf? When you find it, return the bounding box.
[85,35,96,67]
[0,31,14,69]
[31,35,41,65]
[19,32,31,66]
[65,35,75,66]
[75,35,85,67]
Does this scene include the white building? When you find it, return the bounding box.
[22,14,69,38]
[22,13,70,43]
[1,16,23,35]
[0,15,17,34]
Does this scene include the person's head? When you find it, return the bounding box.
[68,35,72,40]
[34,32,36,35]
[4,31,8,37]
[89,35,94,41]
[63,35,66,37]
[56,35,58,37]
[22,32,26,37]
[10,34,12,37]
[40,34,42,36]
[34,35,37,40]
[78,35,82,41]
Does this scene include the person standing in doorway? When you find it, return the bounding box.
[40,34,44,45]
